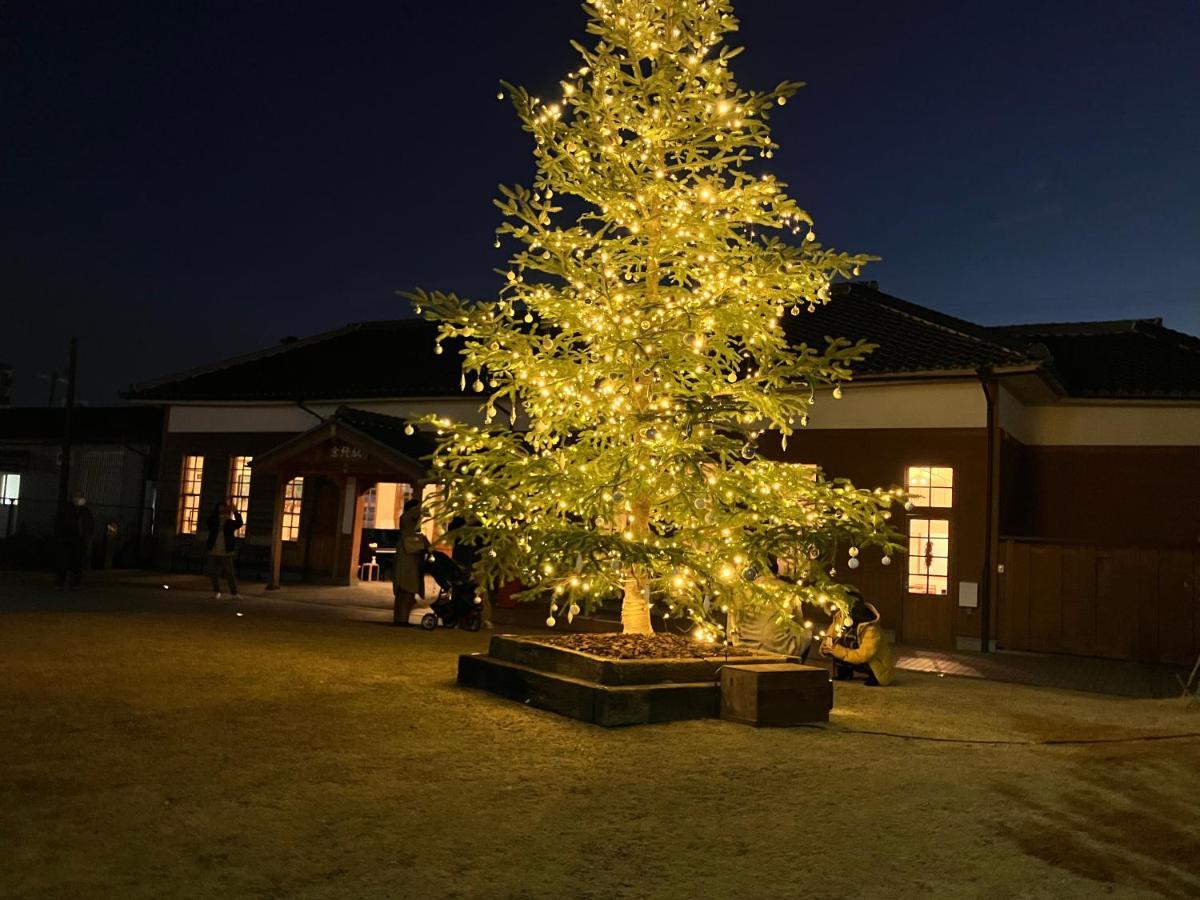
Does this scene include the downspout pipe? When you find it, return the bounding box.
[296,400,326,423]
[976,366,997,654]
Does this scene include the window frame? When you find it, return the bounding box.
[227,456,253,536]
[905,464,954,510]
[281,477,304,542]
[178,455,205,535]
[904,464,954,597]
[906,516,951,596]
[0,472,19,506]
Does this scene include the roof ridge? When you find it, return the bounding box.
[992,319,1157,335]
[1133,319,1200,354]
[124,322,366,398]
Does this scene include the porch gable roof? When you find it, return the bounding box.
[251,407,433,481]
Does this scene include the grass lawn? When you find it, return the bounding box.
[2,587,1199,899]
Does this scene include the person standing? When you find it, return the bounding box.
[54,491,94,590]
[393,489,429,625]
[205,500,243,599]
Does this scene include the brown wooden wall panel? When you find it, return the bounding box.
[1000,441,1200,550]
[1002,541,1032,651]
[1001,540,1199,665]
[1133,550,1161,663]
[1157,553,1197,667]
[1096,551,1138,660]
[1026,545,1062,653]
[1059,545,1097,657]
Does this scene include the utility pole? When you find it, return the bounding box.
[56,338,78,508]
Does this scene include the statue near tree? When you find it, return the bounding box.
[408,0,902,637]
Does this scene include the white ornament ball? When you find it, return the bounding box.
[848,546,859,558]
[848,558,860,570]
[882,556,892,567]
[545,616,556,628]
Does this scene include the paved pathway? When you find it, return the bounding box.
[893,645,1187,699]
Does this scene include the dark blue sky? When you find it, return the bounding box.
[3,1,1198,405]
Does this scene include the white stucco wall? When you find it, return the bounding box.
[803,381,987,430]
[163,382,1200,448]
[999,385,1200,446]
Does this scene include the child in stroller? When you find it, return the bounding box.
[412,549,483,631]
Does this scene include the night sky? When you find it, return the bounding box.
[3,1,1198,406]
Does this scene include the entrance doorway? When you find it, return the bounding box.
[249,408,433,590]
[361,482,410,583]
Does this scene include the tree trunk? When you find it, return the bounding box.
[621,572,653,634]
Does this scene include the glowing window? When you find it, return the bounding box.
[908,518,950,595]
[281,477,304,542]
[227,456,253,536]
[906,465,953,509]
[0,473,19,505]
[178,456,204,535]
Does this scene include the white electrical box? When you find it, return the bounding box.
[959,581,979,609]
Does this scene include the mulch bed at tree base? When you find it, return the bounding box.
[532,633,772,660]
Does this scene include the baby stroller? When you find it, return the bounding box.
[408,550,483,632]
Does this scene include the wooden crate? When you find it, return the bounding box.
[719,663,833,727]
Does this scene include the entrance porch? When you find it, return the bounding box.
[250,408,433,590]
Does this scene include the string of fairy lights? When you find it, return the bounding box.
[405,0,905,638]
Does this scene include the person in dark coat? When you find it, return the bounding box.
[54,491,94,590]
[448,515,489,628]
[393,489,429,625]
[205,500,243,599]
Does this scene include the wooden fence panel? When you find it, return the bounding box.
[1004,541,1032,651]
[1059,545,1097,658]
[1157,552,1197,667]
[1095,550,1137,661]
[999,540,1199,665]
[1027,545,1063,653]
[1133,549,1161,663]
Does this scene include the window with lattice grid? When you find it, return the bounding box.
[905,465,953,509]
[178,456,204,535]
[227,456,252,536]
[282,477,304,542]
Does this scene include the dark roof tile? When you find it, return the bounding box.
[126,320,462,402]
[786,283,1041,375]
[990,319,1200,399]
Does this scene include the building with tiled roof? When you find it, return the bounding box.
[116,284,1200,666]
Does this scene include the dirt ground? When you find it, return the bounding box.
[2,587,1199,900]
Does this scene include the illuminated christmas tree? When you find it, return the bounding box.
[408,0,902,636]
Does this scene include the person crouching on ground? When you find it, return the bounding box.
[820,588,894,686]
[205,500,243,599]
